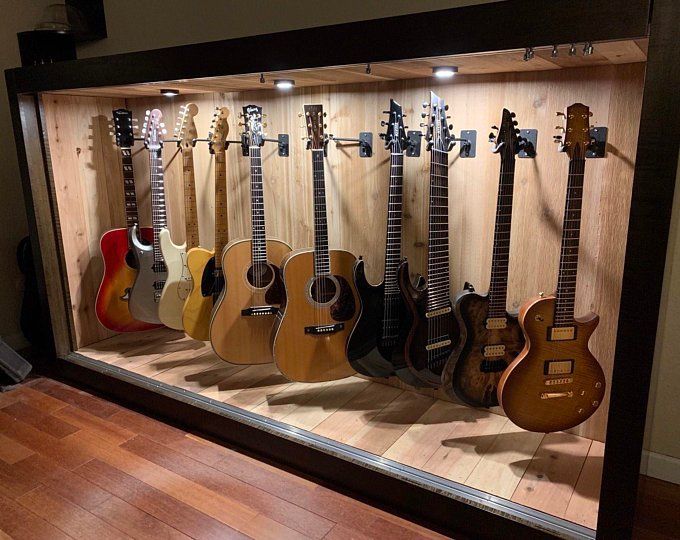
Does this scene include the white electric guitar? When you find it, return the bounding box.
[158,103,200,329]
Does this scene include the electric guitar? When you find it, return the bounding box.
[346,99,425,385]
[497,103,606,433]
[128,109,169,325]
[95,108,160,332]
[158,103,199,330]
[210,105,291,364]
[182,107,230,341]
[272,104,359,382]
[443,109,526,408]
[397,91,460,388]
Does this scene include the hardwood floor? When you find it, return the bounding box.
[0,377,446,540]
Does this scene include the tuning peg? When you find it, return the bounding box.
[298,112,303,118]
[555,125,565,131]
[380,120,387,127]
[589,112,594,117]
[422,102,428,108]
[404,125,409,130]
[491,125,499,131]
[448,124,453,130]
[421,112,427,118]
[556,111,565,117]
[382,110,390,114]
[510,112,516,118]
[161,129,167,135]
[108,131,114,136]
[444,105,449,111]
[553,135,563,142]
[419,123,427,128]
[379,133,386,139]
[512,120,518,126]
[514,128,520,134]
[323,112,327,117]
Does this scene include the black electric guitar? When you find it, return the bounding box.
[443,109,526,407]
[398,91,460,388]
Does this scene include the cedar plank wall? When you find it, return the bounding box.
[41,63,645,442]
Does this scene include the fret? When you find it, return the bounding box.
[427,136,450,312]
[248,145,269,265]
[311,149,331,276]
[149,149,167,266]
[213,150,229,269]
[119,147,140,229]
[181,147,200,249]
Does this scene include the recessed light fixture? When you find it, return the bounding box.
[432,66,458,79]
[160,88,179,97]
[274,79,295,90]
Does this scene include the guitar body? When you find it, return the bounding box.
[182,247,217,341]
[128,226,168,325]
[158,228,190,330]
[443,288,524,408]
[497,295,606,433]
[273,249,359,382]
[210,238,291,364]
[398,260,459,388]
[95,227,160,332]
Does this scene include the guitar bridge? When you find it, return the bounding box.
[241,306,278,316]
[540,391,573,400]
[304,323,344,335]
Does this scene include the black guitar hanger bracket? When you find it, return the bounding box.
[586,126,607,158]
[518,129,538,158]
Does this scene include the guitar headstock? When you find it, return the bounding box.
[423,91,453,152]
[174,103,199,149]
[381,99,408,152]
[557,103,593,159]
[142,109,165,151]
[112,108,135,148]
[242,104,264,148]
[490,108,522,157]
[303,104,327,151]
[208,106,230,154]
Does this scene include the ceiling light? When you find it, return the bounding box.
[274,79,295,90]
[432,66,458,79]
[160,88,179,97]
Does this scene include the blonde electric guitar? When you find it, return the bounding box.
[158,103,200,330]
[272,104,359,382]
[211,105,291,364]
[182,107,230,341]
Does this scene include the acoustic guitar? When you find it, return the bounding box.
[95,108,159,332]
[210,105,291,364]
[443,109,526,408]
[128,109,169,325]
[158,103,200,330]
[182,107,230,341]
[397,91,460,388]
[497,103,606,433]
[272,104,359,382]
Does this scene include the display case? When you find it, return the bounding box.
[7,1,679,538]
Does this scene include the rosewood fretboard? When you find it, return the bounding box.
[249,145,268,265]
[312,149,331,276]
[121,148,140,230]
[426,145,450,311]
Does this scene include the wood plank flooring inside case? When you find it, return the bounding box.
[77,328,604,531]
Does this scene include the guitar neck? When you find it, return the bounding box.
[427,145,450,309]
[312,149,330,276]
[149,148,167,264]
[182,146,200,249]
[488,153,516,317]
[383,148,404,298]
[121,148,140,229]
[249,145,268,264]
[554,157,586,326]
[214,149,229,268]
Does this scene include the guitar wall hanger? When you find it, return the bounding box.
[405,130,476,158]
[517,129,538,158]
[328,132,373,158]
[192,134,290,157]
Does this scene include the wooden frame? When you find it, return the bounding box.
[6,0,679,537]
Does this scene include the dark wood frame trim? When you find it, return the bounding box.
[7,0,679,538]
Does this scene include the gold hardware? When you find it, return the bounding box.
[595,382,602,389]
[592,400,599,407]
[535,314,544,322]
[546,360,574,375]
[483,344,506,357]
[426,306,452,318]
[540,391,573,400]
[425,339,452,351]
[549,326,575,341]
[485,317,507,330]
[578,408,584,414]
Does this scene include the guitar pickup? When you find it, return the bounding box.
[426,306,451,318]
[241,306,278,316]
[483,344,505,357]
[425,339,452,351]
[305,323,344,335]
[485,317,507,330]
[548,326,576,341]
[544,359,574,375]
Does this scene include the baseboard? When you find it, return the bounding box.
[640,450,680,485]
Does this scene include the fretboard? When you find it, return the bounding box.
[312,149,330,276]
[214,149,229,269]
[149,149,167,265]
[554,156,586,326]
[121,148,140,229]
[182,146,199,249]
[488,155,516,318]
[427,146,450,310]
[249,145,268,264]
[383,150,404,297]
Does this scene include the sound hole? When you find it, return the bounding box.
[247,262,274,288]
[311,276,337,304]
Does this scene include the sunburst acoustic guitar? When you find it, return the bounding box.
[497,103,606,433]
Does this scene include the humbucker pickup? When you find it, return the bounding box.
[304,323,344,335]
[483,344,506,357]
[548,326,576,341]
[425,339,452,351]
[485,317,507,330]
[544,359,574,375]
[241,306,279,317]
[426,306,451,318]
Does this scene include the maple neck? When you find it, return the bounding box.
[554,157,586,326]
[383,149,404,298]
[249,145,268,265]
[311,149,330,276]
[488,153,516,318]
[427,145,450,310]
[120,148,140,229]
[213,149,229,269]
[149,148,167,265]
[182,146,199,249]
